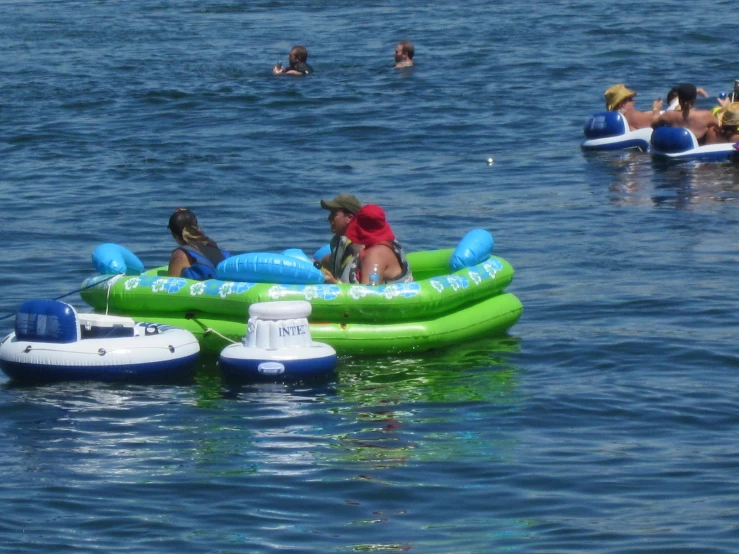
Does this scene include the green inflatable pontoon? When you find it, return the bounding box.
[80,248,522,355]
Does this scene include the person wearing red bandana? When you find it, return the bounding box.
[344,204,413,285]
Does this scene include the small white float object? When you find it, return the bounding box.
[218,300,337,381]
[0,299,200,382]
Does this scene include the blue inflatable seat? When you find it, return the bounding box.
[583,111,628,139]
[15,299,80,344]
[651,126,698,153]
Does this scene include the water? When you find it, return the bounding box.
[2,0,739,551]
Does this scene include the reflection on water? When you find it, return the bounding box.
[329,336,523,468]
[584,150,739,209]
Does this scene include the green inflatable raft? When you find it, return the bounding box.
[80,248,522,355]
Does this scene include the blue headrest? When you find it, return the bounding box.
[15,299,80,344]
[583,111,628,139]
[651,126,698,153]
[450,229,494,271]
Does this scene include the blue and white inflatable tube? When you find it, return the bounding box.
[92,243,145,275]
[217,250,324,284]
[650,127,739,162]
[0,299,199,382]
[581,111,652,152]
[219,301,337,382]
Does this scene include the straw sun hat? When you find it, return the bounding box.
[719,102,739,127]
[604,84,636,111]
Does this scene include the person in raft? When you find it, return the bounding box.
[604,84,663,130]
[705,102,739,144]
[319,193,362,284]
[167,208,228,280]
[273,45,313,76]
[652,83,720,145]
[344,204,413,285]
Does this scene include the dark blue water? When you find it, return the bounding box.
[2,1,739,552]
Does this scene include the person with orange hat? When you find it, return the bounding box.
[343,204,413,285]
[604,84,663,130]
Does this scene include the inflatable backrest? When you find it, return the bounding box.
[92,243,145,275]
[449,229,494,271]
[313,243,331,261]
[650,126,699,153]
[15,299,80,344]
[583,111,628,139]
[217,252,325,284]
[282,249,312,263]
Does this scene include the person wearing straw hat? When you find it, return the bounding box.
[652,83,720,145]
[604,84,663,130]
[705,102,739,144]
[343,204,413,286]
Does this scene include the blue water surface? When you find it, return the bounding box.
[2,0,739,552]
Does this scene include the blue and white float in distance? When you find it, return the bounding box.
[218,300,337,381]
[581,111,653,152]
[650,126,739,162]
[0,299,200,382]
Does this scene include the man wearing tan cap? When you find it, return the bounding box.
[319,193,362,284]
[604,84,663,130]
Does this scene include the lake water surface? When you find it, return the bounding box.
[2,1,739,552]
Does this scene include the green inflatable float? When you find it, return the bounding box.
[80,242,522,355]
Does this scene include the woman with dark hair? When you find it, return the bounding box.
[167,208,227,280]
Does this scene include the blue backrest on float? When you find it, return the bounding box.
[282,248,313,264]
[651,126,698,153]
[583,111,628,139]
[15,299,80,344]
[217,251,325,284]
[313,244,331,261]
[92,243,145,275]
[449,229,494,271]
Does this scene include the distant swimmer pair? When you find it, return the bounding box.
[272,41,415,76]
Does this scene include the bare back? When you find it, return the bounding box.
[655,108,719,142]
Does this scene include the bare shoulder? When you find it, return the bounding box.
[363,244,394,265]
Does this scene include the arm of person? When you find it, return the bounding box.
[697,87,709,98]
[652,109,675,129]
[703,111,720,130]
[647,98,664,126]
[358,248,388,285]
[168,248,190,277]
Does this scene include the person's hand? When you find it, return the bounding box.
[272,64,285,75]
[321,268,339,284]
[717,96,731,109]
[652,98,663,111]
[697,87,709,98]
